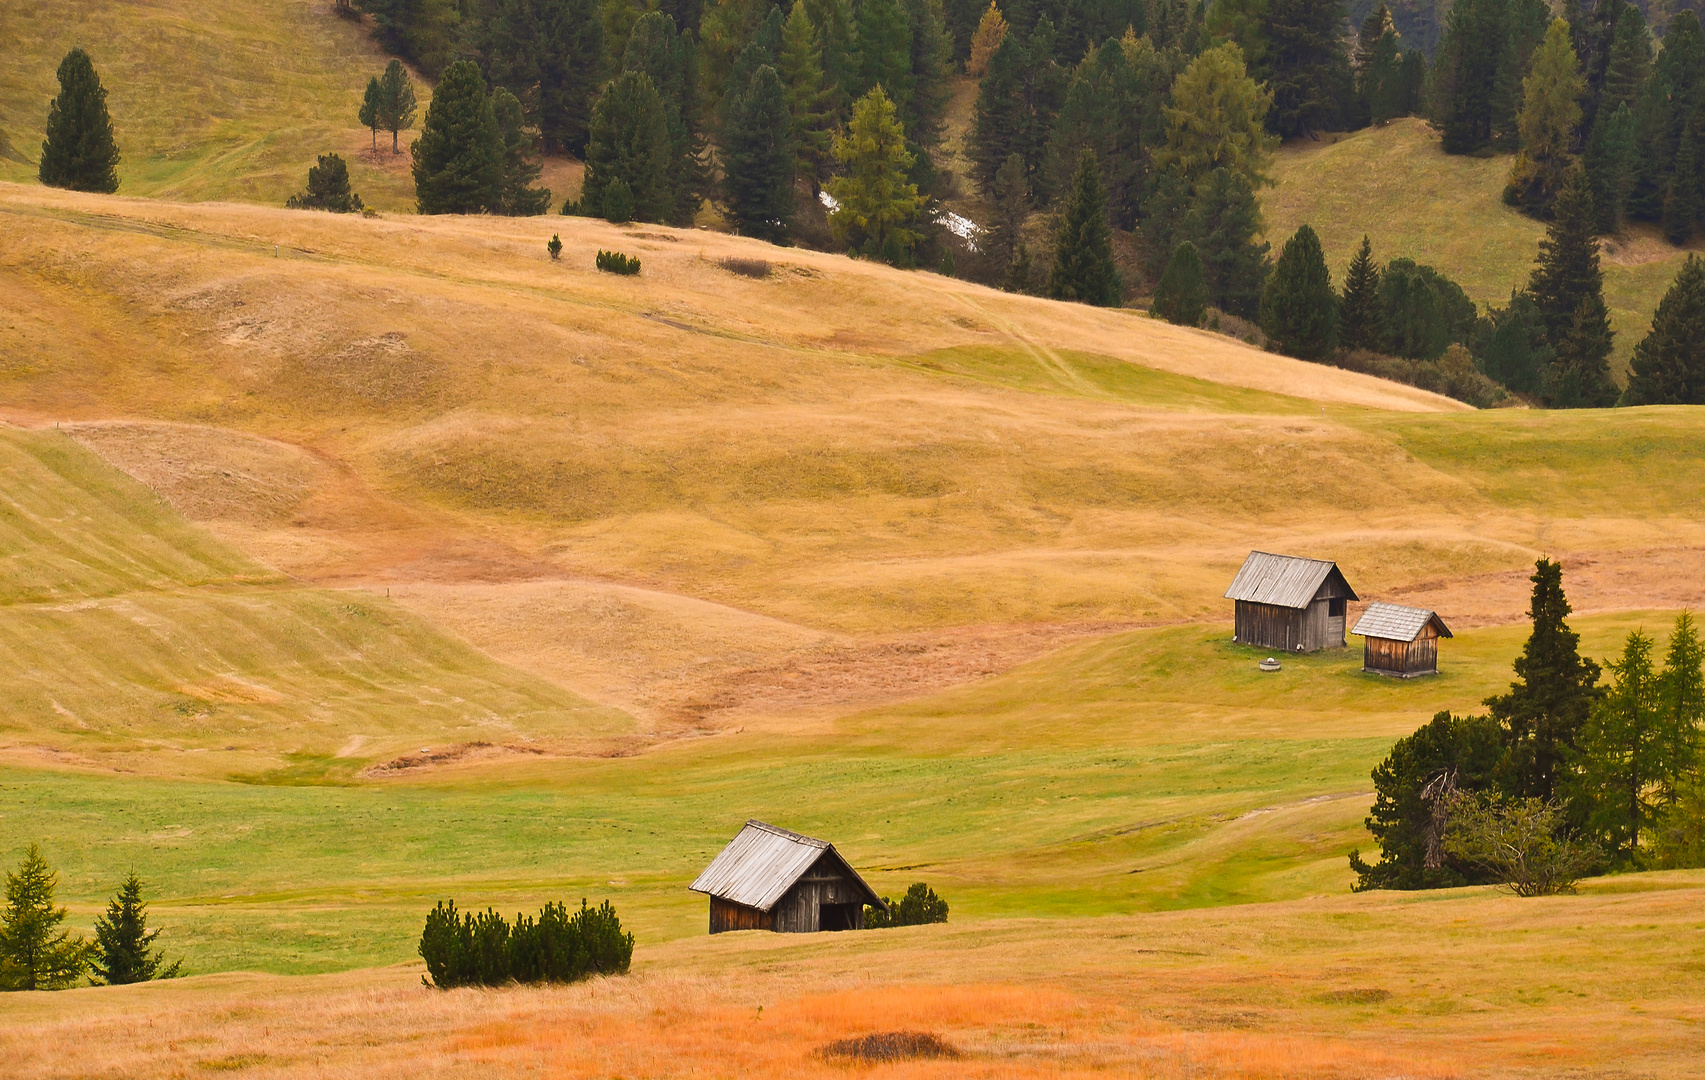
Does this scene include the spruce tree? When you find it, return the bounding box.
[1364,28,1404,124]
[827,86,926,264]
[722,65,796,242]
[1337,234,1384,352]
[903,0,955,145]
[481,0,605,155]
[1623,255,1705,405]
[1259,223,1335,359]
[1486,558,1602,804]
[968,21,1065,194]
[359,76,383,152]
[700,0,774,105]
[857,0,915,111]
[803,0,858,115]
[1526,167,1617,406]
[1662,127,1700,247]
[91,873,180,985]
[1505,18,1584,215]
[377,59,418,154]
[38,47,120,193]
[1600,3,1650,116]
[967,1,1008,77]
[1584,101,1636,234]
[581,71,676,223]
[285,154,365,212]
[721,5,786,133]
[1182,166,1270,319]
[411,60,504,214]
[1044,39,1157,228]
[0,845,88,991]
[986,151,1030,283]
[1153,241,1208,326]
[1431,0,1511,154]
[1047,149,1122,307]
[780,2,837,188]
[624,11,710,225]
[1261,0,1355,138]
[493,87,552,216]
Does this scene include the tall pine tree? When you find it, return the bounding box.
[411,60,504,214]
[1261,0,1354,138]
[1623,254,1705,405]
[1526,167,1617,406]
[1047,148,1123,306]
[0,845,88,991]
[1571,630,1664,864]
[38,48,120,193]
[857,0,915,112]
[624,11,710,225]
[359,76,383,151]
[91,873,180,985]
[1656,612,1705,806]
[780,1,837,188]
[581,70,677,223]
[1182,166,1270,319]
[721,64,797,241]
[1485,558,1602,804]
[377,60,418,154]
[481,0,605,155]
[493,87,552,215]
[1338,234,1385,351]
[986,151,1030,284]
[1260,223,1335,359]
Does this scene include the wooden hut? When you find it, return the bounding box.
[1352,601,1453,677]
[689,820,886,934]
[1223,551,1359,652]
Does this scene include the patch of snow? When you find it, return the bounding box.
[818,190,983,253]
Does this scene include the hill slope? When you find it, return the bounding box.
[1268,118,1701,371]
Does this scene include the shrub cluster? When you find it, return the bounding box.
[718,257,771,279]
[419,899,633,989]
[595,250,640,276]
[864,882,948,928]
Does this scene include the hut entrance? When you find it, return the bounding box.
[1328,597,1347,642]
[820,902,862,931]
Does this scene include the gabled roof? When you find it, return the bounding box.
[688,820,885,912]
[1223,551,1358,609]
[1352,601,1452,643]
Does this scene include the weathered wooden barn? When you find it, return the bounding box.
[689,820,886,934]
[1352,601,1453,677]
[1224,551,1359,652]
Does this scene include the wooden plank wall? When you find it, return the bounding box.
[1363,636,1439,676]
[709,897,773,934]
[1236,600,1344,652]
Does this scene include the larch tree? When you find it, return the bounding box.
[1259,223,1335,359]
[410,60,504,214]
[1571,630,1664,863]
[1337,234,1385,352]
[91,873,180,985]
[1154,42,1273,196]
[1505,19,1584,215]
[1485,558,1602,805]
[1656,612,1705,806]
[581,70,676,223]
[1623,254,1705,405]
[721,64,797,242]
[377,59,419,154]
[1152,241,1208,326]
[359,76,384,151]
[1527,167,1617,407]
[0,845,88,991]
[38,47,120,193]
[827,86,926,265]
[967,2,1007,77]
[1047,148,1123,307]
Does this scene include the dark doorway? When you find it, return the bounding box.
[819,902,861,931]
[1329,597,1347,617]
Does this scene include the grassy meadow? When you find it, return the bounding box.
[1268,117,1701,371]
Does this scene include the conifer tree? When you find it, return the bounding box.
[1261,0,1355,138]
[721,5,786,132]
[38,47,120,193]
[967,1,1008,77]
[1600,3,1650,116]
[581,70,676,223]
[359,76,383,152]
[1584,101,1636,234]
[624,11,710,225]
[968,20,1066,194]
[1486,558,1602,804]
[1152,241,1208,326]
[1656,612,1705,806]
[1154,42,1273,195]
[1506,19,1585,215]
[1431,0,1515,154]
[857,0,915,112]
[1354,3,1394,76]
[1047,149,1122,307]
[722,65,796,242]
[1364,28,1404,124]
[827,86,927,264]
[986,151,1030,282]
[1662,127,1700,247]
[780,2,837,187]
[1572,630,1664,863]
[803,0,858,115]
[1182,166,1269,319]
[1259,223,1335,359]
[0,845,88,991]
[377,59,419,154]
[481,0,605,155]
[901,0,955,145]
[700,0,774,105]
[1527,167,1616,405]
[91,873,180,985]
[1337,234,1384,351]
[356,0,461,76]
[1623,255,1705,405]
[493,87,553,215]
[1045,38,1166,228]
[286,154,365,212]
[411,60,504,214]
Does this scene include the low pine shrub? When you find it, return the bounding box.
[864,882,948,928]
[547,234,562,260]
[419,898,634,988]
[596,250,640,275]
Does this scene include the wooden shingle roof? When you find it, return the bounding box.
[1223,551,1358,609]
[1351,601,1452,643]
[688,820,884,912]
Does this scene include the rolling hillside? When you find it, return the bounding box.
[1268,117,1702,371]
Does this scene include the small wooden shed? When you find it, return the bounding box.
[1352,601,1453,677]
[1224,551,1359,652]
[689,820,886,934]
